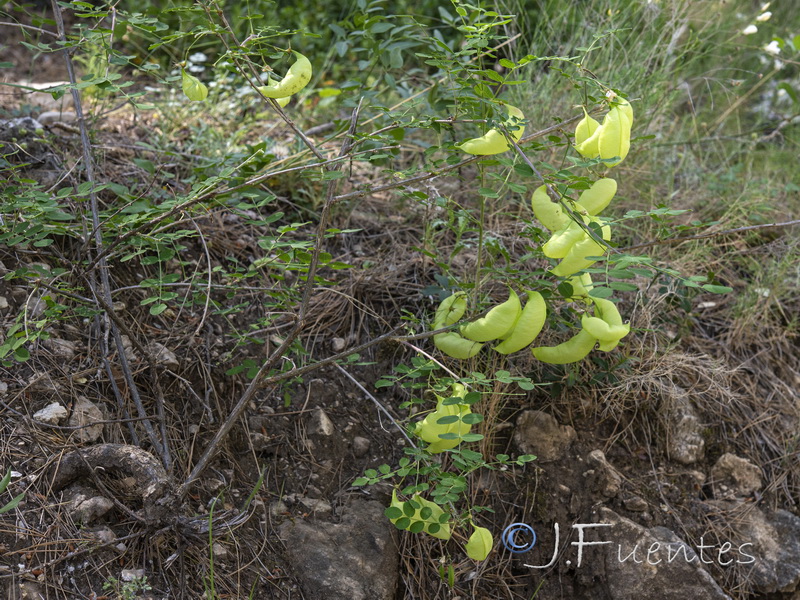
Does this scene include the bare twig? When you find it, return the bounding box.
[334,364,417,447]
[620,219,800,252]
[50,0,168,468]
[177,98,366,496]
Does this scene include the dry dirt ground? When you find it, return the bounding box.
[1,17,800,600]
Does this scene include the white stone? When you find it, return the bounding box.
[33,402,68,425]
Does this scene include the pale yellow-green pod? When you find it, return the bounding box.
[494,291,547,354]
[576,178,617,216]
[414,384,471,453]
[576,116,602,158]
[434,332,483,359]
[461,289,522,342]
[616,98,633,126]
[258,75,292,107]
[581,297,629,351]
[565,273,594,303]
[433,292,467,329]
[181,69,208,102]
[389,491,451,540]
[597,106,631,167]
[574,108,600,148]
[532,328,597,364]
[542,220,586,259]
[531,185,568,232]
[457,103,525,156]
[258,51,312,99]
[550,220,611,278]
[464,525,494,561]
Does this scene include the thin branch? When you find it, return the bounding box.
[332,116,582,204]
[81,147,394,272]
[50,0,168,468]
[334,364,417,448]
[0,22,57,36]
[620,219,800,252]
[177,98,365,496]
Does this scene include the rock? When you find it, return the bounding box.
[662,387,705,465]
[73,496,114,523]
[33,402,68,425]
[710,454,761,499]
[623,496,649,512]
[352,436,370,457]
[598,508,731,600]
[89,526,117,544]
[513,410,576,462]
[145,342,179,368]
[68,397,104,443]
[279,499,398,600]
[18,581,44,599]
[37,110,78,126]
[212,542,228,561]
[294,496,333,517]
[270,500,289,518]
[705,500,800,594]
[585,450,623,499]
[41,337,77,360]
[0,296,8,310]
[331,337,346,352]
[308,408,334,437]
[121,569,146,582]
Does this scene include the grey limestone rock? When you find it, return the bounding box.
[279,499,398,600]
[513,410,576,462]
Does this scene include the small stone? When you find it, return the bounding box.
[279,499,398,600]
[212,542,228,560]
[121,569,146,582]
[710,453,762,499]
[74,496,114,523]
[41,337,77,360]
[37,110,78,125]
[513,410,576,462]
[0,296,8,309]
[308,408,334,437]
[331,337,346,352]
[297,497,333,517]
[146,342,179,368]
[623,496,648,512]
[68,397,104,443]
[33,402,68,425]
[352,436,370,457]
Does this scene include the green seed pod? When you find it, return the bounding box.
[181,68,208,102]
[494,291,547,354]
[457,103,525,156]
[531,185,567,232]
[532,329,597,364]
[258,51,312,99]
[580,297,629,351]
[576,178,617,216]
[434,332,483,359]
[461,289,522,342]
[433,291,467,329]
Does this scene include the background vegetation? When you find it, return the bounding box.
[0,0,797,598]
